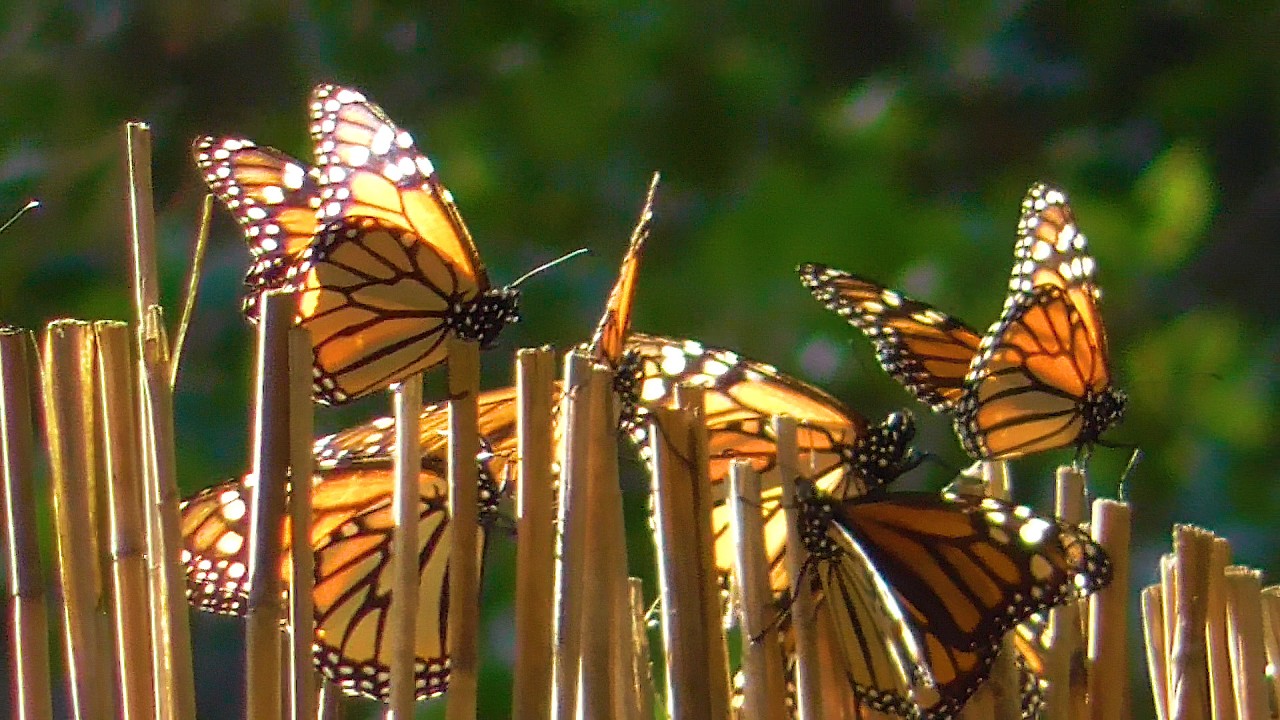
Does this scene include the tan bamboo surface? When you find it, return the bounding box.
[1203,539,1234,720]
[1223,567,1266,719]
[628,577,657,720]
[446,336,482,720]
[0,327,53,720]
[388,373,424,719]
[512,346,557,720]
[728,459,787,720]
[1089,498,1134,720]
[245,291,293,720]
[95,321,157,720]
[125,122,195,720]
[286,328,316,720]
[1259,586,1280,715]
[552,352,592,720]
[1169,525,1213,720]
[1042,467,1086,720]
[41,320,111,720]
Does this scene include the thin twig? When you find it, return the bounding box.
[388,372,423,718]
[287,327,316,720]
[168,193,213,389]
[775,415,823,720]
[445,336,482,720]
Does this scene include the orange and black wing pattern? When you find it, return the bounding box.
[587,172,659,369]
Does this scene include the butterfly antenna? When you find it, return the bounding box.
[510,248,590,288]
[1117,447,1143,501]
[170,194,212,389]
[0,200,39,235]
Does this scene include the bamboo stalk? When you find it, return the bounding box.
[95,322,157,720]
[775,415,823,720]
[553,352,593,720]
[126,121,195,720]
[446,336,482,720]
[387,372,424,719]
[245,291,293,720]
[1224,567,1266,720]
[318,681,343,720]
[42,320,110,720]
[1204,538,1234,720]
[1259,586,1280,717]
[287,327,316,720]
[1143,584,1170,720]
[1088,499,1132,720]
[0,327,53,720]
[1168,525,1213,720]
[729,459,787,720]
[628,578,656,720]
[512,347,557,720]
[1042,466,1086,720]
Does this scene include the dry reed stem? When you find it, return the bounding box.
[318,681,343,720]
[1258,587,1280,717]
[387,372,424,719]
[1088,499,1132,720]
[729,459,787,720]
[41,320,111,720]
[552,352,593,719]
[1169,525,1213,720]
[126,122,195,720]
[245,291,293,720]
[1143,584,1170,720]
[674,383,732,720]
[1042,466,1086,720]
[446,336,482,720]
[628,578,657,720]
[0,328,53,720]
[650,402,717,720]
[512,347,557,720]
[1224,567,1267,720]
[1203,538,1234,720]
[774,415,823,720]
[286,328,316,720]
[168,193,212,389]
[95,322,156,720]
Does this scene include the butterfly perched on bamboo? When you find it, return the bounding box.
[194,83,519,404]
[178,175,660,703]
[799,182,1126,461]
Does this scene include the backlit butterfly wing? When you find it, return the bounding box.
[956,183,1126,460]
[799,488,1111,718]
[587,172,659,370]
[191,136,322,316]
[621,333,919,596]
[798,263,981,413]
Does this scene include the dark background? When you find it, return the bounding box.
[2,3,1277,718]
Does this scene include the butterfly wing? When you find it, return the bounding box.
[957,183,1125,460]
[588,173,659,369]
[192,136,323,317]
[798,263,981,413]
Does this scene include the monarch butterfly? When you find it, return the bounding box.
[799,181,1126,461]
[194,83,519,404]
[789,482,1111,718]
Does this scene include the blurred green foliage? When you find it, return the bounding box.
[1,3,1276,718]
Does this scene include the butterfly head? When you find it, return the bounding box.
[1088,386,1127,440]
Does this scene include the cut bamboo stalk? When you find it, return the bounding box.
[512,347,557,720]
[599,369,637,720]
[1204,538,1234,720]
[287,327,316,720]
[628,578,656,720]
[318,681,343,720]
[674,383,732,720]
[0,327,54,720]
[728,459,787,720]
[1168,525,1213,720]
[95,322,156,720]
[387,372,424,719]
[1224,566,1266,720]
[1088,499,1132,720]
[775,415,823,720]
[650,402,715,720]
[126,121,195,720]
[552,352,593,720]
[1042,466,1086,720]
[446,336,482,720]
[1259,586,1280,716]
[245,291,293,720]
[1143,584,1170,720]
[41,320,110,720]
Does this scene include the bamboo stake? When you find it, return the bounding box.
[0,327,53,720]
[775,415,823,720]
[729,459,787,720]
[552,353,593,720]
[317,682,343,720]
[1142,584,1169,720]
[628,578,656,720]
[446,336,482,720]
[245,291,293,720]
[1259,586,1280,716]
[1088,499,1132,720]
[1224,567,1267,720]
[126,122,195,720]
[287,328,316,720]
[1042,467,1086,720]
[512,347,557,720]
[1204,539,1234,720]
[95,322,156,720]
[387,372,424,720]
[1168,525,1213,720]
[42,320,110,720]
